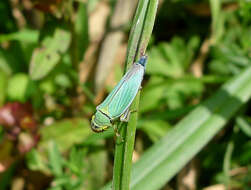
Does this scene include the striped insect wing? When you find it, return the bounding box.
[96,73,128,112]
[108,63,144,118]
[97,59,146,119]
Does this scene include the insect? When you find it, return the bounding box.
[91,55,147,133]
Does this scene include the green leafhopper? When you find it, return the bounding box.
[91,55,147,132]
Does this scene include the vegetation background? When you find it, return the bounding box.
[0,0,251,189]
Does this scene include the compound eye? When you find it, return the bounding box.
[91,122,96,129]
[91,122,103,132]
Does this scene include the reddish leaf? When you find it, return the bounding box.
[0,102,37,139]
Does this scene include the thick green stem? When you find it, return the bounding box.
[112,0,159,190]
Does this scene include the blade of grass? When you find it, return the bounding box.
[124,0,150,71]
[136,0,159,58]
[102,65,251,190]
[223,141,234,186]
[236,116,251,137]
[130,66,251,190]
[209,0,224,43]
[112,0,159,190]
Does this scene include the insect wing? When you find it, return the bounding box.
[97,63,144,119]
[96,71,130,112]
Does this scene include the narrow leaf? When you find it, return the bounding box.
[48,142,63,177]
[102,66,251,190]
[236,116,251,137]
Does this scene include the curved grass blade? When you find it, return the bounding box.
[102,65,251,190]
[130,66,251,190]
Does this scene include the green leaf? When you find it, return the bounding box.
[0,50,13,75]
[29,29,71,80]
[147,44,176,77]
[223,141,234,183]
[0,70,7,106]
[67,147,86,174]
[147,36,200,77]
[7,73,35,103]
[75,2,89,61]
[0,44,26,73]
[54,74,72,88]
[26,149,50,174]
[48,142,63,177]
[239,0,251,23]
[39,78,56,94]
[39,118,91,152]
[86,142,107,190]
[124,0,151,68]
[210,0,224,43]
[87,0,101,13]
[140,75,204,112]
[47,187,63,190]
[0,29,39,43]
[164,77,204,109]
[236,116,251,137]
[102,65,251,190]
[139,76,165,113]
[139,119,171,142]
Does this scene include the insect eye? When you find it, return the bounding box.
[91,122,107,133]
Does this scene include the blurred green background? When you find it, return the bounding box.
[0,0,251,189]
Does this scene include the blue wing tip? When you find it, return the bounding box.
[138,55,148,67]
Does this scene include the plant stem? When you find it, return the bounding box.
[112,0,159,190]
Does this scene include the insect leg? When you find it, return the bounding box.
[120,108,130,122]
[113,122,124,143]
[113,124,120,137]
[120,108,138,122]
